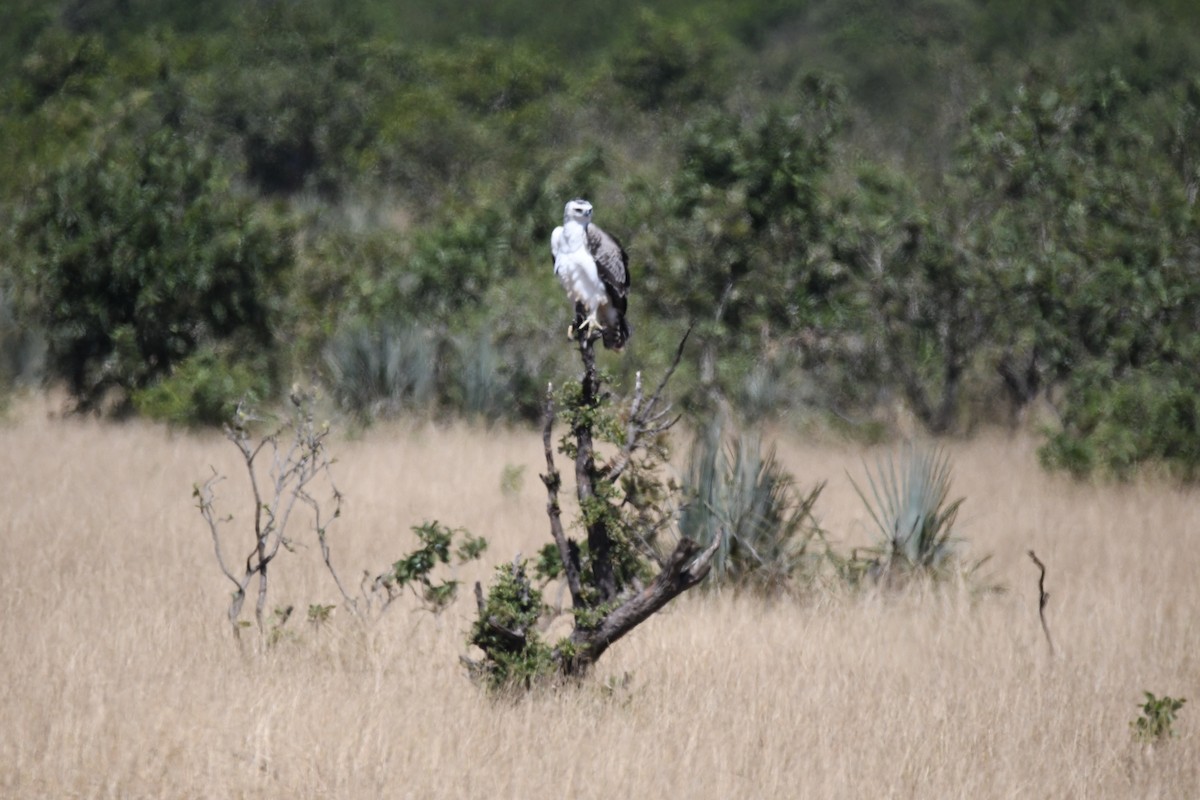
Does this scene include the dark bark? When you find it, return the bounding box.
[540,386,584,609]
[1028,550,1054,658]
[574,333,619,603]
[559,535,720,674]
[552,326,713,676]
[998,349,1043,426]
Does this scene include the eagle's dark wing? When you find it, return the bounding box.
[586,223,629,298]
[586,223,632,350]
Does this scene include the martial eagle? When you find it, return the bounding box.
[551,198,631,350]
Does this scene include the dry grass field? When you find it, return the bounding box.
[0,397,1196,798]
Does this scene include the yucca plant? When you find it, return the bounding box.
[680,419,826,594]
[848,443,964,581]
[324,321,438,419]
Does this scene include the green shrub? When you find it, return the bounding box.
[612,9,732,109]
[467,560,553,689]
[1040,364,1200,481]
[132,345,272,427]
[1131,692,1186,743]
[10,128,291,414]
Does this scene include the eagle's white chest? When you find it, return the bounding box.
[552,223,607,311]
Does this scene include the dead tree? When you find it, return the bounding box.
[197,392,489,645]
[468,327,720,683]
[195,392,355,640]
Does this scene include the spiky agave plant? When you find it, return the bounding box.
[681,419,826,593]
[849,443,963,580]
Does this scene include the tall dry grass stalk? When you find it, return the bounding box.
[0,399,1196,797]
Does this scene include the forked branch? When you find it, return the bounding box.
[195,394,359,640]
[561,534,721,672]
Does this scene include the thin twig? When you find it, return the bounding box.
[1028,550,1055,657]
[604,324,693,483]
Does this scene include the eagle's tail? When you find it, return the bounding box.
[601,316,631,351]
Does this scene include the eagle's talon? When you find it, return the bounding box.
[580,314,604,337]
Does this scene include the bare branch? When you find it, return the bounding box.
[195,470,239,589]
[1028,550,1055,657]
[539,385,584,609]
[645,323,693,416]
[202,394,368,639]
[604,325,693,484]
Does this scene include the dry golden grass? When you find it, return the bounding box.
[1,399,1197,798]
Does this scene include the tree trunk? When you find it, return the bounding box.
[574,336,618,603]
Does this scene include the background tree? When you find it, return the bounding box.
[10,126,292,414]
[959,68,1200,476]
[4,0,1200,478]
[638,78,845,405]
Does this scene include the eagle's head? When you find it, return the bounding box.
[563,198,593,226]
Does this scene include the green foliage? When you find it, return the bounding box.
[1040,364,1200,481]
[636,83,846,404]
[554,376,662,592]
[11,26,109,111]
[532,542,565,584]
[824,164,984,433]
[4,0,1200,479]
[555,377,625,456]
[468,560,553,689]
[958,68,1200,475]
[1131,692,1186,743]
[849,444,964,580]
[680,419,827,593]
[456,532,490,562]
[132,344,272,427]
[266,604,297,647]
[375,521,488,613]
[612,9,733,109]
[10,128,291,414]
[307,603,336,629]
[206,6,400,197]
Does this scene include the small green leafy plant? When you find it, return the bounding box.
[1131,692,1186,743]
[466,560,554,689]
[373,521,488,614]
[307,603,336,629]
